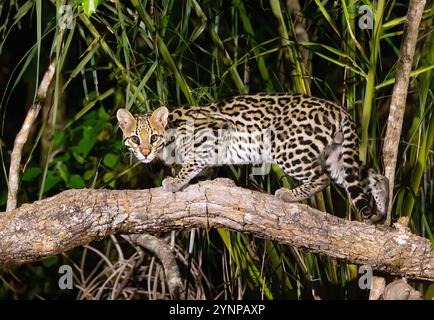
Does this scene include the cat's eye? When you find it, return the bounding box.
[130,135,140,145]
[150,134,159,143]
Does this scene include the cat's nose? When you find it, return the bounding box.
[141,148,151,157]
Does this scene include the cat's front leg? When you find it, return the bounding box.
[162,159,206,192]
[162,176,185,192]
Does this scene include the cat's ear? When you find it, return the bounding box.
[117,109,136,133]
[150,106,169,128]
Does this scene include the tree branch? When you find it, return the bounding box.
[383,0,426,225]
[1,178,433,281]
[122,234,183,299]
[6,61,56,212]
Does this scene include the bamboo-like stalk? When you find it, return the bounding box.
[269,0,310,95]
[359,0,386,164]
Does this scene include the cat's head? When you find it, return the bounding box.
[116,107,169,163]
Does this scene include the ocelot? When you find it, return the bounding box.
[117,93,388,223]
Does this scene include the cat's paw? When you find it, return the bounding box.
[365,211,385,224]
[360,207,385,224]
[162,177,183,193]
[274,188,292,202]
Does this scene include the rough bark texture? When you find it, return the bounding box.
[383,0,426,225]
[0,178,433,281]
[369,276,386,300]
[383,279,423,300]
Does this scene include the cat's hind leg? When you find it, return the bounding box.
[275,173,330,202]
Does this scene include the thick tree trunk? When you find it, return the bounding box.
[1,178,433,281]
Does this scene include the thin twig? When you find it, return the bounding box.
[123,234,183,299]
[6,61,56,212]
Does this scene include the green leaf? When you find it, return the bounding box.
[43,171,61,193]
[53,131,65,147]
[157,35,194,104]
[64,88,116,129]
[314,0,340,37]
[82,0,100,17]
[68,174,86,189]
[63,38,100,90]
[72,127,97,159]
[97,105,110,120]
[22,167,43,182]
[42,256,59,268]
[83,170,96,181]
[103,153,119,170]
[0,190,7,206]
[56,164,70,183]
[53,152,71,163]
[103,172,115,183]
[13,0,33,20]
[103,172,116,188]
[425,284,434,300]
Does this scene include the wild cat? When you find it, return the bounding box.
[117,93,388,223]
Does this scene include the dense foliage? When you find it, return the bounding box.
[0,0,433,299]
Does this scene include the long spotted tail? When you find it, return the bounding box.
[366,169,389,222]
[339,116,389,223]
